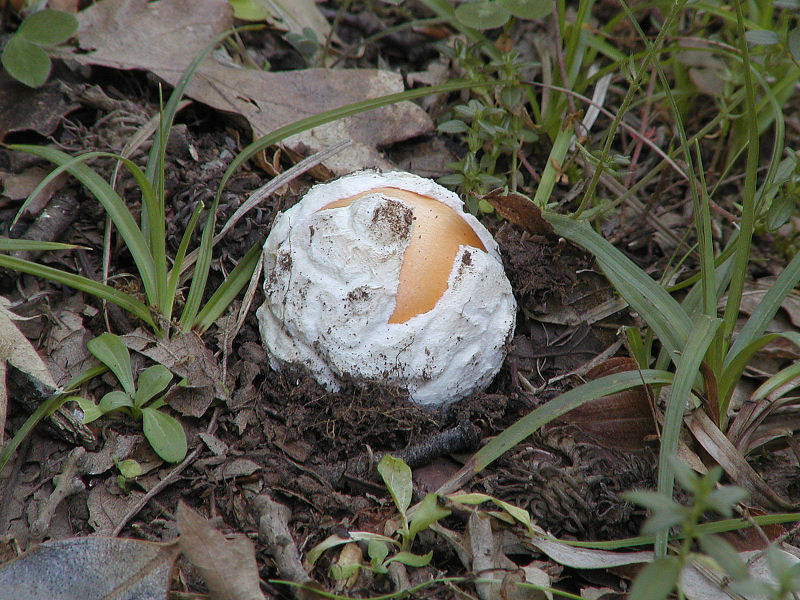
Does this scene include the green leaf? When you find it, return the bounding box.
[437,119,470,134]
[1,37,50,88]
[116,458,142,479]
[71,397,103,424]
[639,508,685,537]
[192,242,261,332]
[473,370,674,472]
[306,532,398,567]
[385,551,433,568]
[766,190,796,231]
[98,390,134,413]
[17,9,78,45]
[408,494,451,540]
[0,238,77,252]
[698,534,748,580]
[725,249,800,372]
[454,2,510,29]
[788,28,800,61]
[706,487,749,517]
[496,0,551,20]
[141,408,187,463]
[8,145,158,306]
[720,332,800,404]
[367,539,389,569]
[656,316,722,556]
[227,0,270,21]
[621,490,681,513]
[628,557,680,600]
[87,333,135,396]
[134,365,172,408]
[745,29,779,45]
[0,254,156,330]
[377,455,413,516]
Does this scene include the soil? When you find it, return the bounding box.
[2,3,800,599]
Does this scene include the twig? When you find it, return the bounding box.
[252,492,318,595]
[314,421,481,488]
[30,447,88,541]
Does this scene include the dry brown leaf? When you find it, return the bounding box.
[481,190,556,238]
[685,408,796,510]
[64,0,432,175]
[556,357,657,452]
[176,502,266,600]
[0,537,179,600]
[121,328,227,417]
[0,73,78,139]
[0,297,58,441]
[0,296,57,393]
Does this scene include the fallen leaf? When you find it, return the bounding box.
[0,297,58,439]
[122,328,227,417]
[0,537,179,600]
[556,357,657,452]
[0,72,78,139]
[176,502,266,600]
[0,296,57,393]
[482,189,557,238]
[86,482,146,535]
[64,0,432,174]
[0,167,67,215]
[528,533,653,570]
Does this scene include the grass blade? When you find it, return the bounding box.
[546,212,692,360]
[720,1,760,347]
[0,239,78,252]
[7,144,158,306]
[193,242,261,332]
[165,202,204,324]
[655,315,721,557]
[473,369,674,473]
[724,247,800,370]
[0,364,106,476]
[720,331,800,406]
[0,254,156,330]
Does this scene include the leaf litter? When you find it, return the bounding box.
[2,0,800,599]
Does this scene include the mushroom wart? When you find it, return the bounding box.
[256,171,516,406]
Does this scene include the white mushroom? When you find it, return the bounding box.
[256,171,516,406]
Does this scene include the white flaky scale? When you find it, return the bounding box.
[256,171,516,406]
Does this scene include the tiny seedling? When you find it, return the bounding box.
[306,455,450,580]
[1,9,78,88]
[114,457,143,492]
[70,333,186,463]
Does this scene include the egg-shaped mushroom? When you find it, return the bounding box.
[256,171,516,406]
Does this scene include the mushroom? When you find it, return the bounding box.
[256,171,516,406]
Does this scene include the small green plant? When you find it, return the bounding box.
[624,460,800,600]
[306,455,450,580]
[1,9,78,88]
[114,457,143,492]
[70,333,186,463]
[623,461,749,600]
[437,41,538,213]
